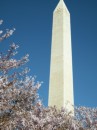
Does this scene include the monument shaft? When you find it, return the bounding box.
[49,0,74,112]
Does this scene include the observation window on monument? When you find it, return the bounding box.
[57,8,61,13]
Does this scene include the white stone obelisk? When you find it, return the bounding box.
[49,0,74,112]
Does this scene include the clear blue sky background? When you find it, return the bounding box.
[0,0,97,107]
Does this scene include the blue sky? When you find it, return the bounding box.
[0,0,97,107]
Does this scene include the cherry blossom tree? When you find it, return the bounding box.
[0,20,42,129]
[0,20,97,130]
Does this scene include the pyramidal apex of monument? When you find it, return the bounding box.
[54,0,70,14]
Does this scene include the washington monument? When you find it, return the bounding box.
[49,0,74,112]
